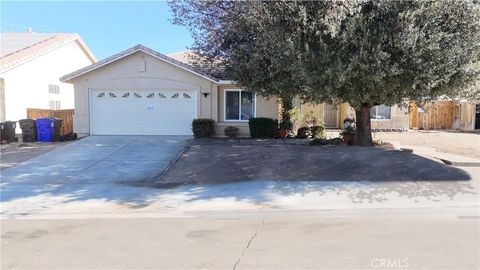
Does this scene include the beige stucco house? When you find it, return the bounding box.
[0,31,96,132]
[61,44,410,137]
[60,45,277,136]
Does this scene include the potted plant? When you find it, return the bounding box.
[277,120,291,138]
[343,117,355,129]
[340,126,356,145]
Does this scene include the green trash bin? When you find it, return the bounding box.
[19,119,37,142]
[52,118,63,141]
[0,121,17,143]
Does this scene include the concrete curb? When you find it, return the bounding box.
[399,146,480,167]
[149,143,191,182]
[438,158,480,167]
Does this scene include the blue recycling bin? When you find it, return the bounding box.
[36,118,55,142]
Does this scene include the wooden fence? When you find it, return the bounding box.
[409,101,476,130]
[27,108,74,135]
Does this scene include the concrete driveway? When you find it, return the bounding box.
[0,136,190,213]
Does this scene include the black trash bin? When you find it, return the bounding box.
[0,122,4,142]
[0,121,17,143]
[19,119,37,142]
[52,118,63,141]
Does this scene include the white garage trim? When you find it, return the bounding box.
[89,88,198,135]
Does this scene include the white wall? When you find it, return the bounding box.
[0,40,94,132]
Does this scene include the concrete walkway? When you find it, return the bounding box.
[391,142,480,166]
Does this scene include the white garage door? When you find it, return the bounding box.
[90,89,197,135]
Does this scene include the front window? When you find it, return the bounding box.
[370,105,391,120]
[49,100,61,110]
[48,84,60,94]
[225,90,255,121]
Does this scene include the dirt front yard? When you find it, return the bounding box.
[373,130,480,159]
[159,139,470,186]
[0,141,72,170]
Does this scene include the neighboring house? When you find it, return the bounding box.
[297,102,409,131]
[0,31,96,131]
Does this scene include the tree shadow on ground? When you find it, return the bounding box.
[162,179,477,206]
[0,143,476,214]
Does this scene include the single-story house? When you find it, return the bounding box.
[60,44,279,136]
[61,44,475,137]
[0,30,96,131]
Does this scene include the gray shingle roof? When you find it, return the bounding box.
[167,50,229,80]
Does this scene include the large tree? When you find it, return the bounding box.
[170,1,308,130]
[302,0,480,145]
[170,0,480,144]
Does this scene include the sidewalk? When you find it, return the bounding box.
[390,141,480,166]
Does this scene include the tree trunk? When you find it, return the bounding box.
[280,97,293,131]
[355,105,373,146]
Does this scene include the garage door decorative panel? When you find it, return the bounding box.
[90,89,197,135]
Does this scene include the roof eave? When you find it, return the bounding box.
[218,80,236,85]
[75,37,97,63]
[1,34,97,74]
[61,45,219,83]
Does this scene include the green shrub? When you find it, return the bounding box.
[309,137,342,146]
[296,127,311,139]
[224,126,239,138]
[192,119,215,138]
[303,111,318,126]
[340,125,357,136]
[310,125,325,138]
[248,118,278,138]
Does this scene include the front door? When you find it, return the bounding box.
[324,103,337,128]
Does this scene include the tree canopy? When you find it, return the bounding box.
[170,0,480,145]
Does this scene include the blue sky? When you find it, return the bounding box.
[1,1,194,59]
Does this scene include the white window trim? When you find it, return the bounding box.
[370,105,392,121]
[48,84,60,94]
[49,100,61,110]
[224,89,256,122]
